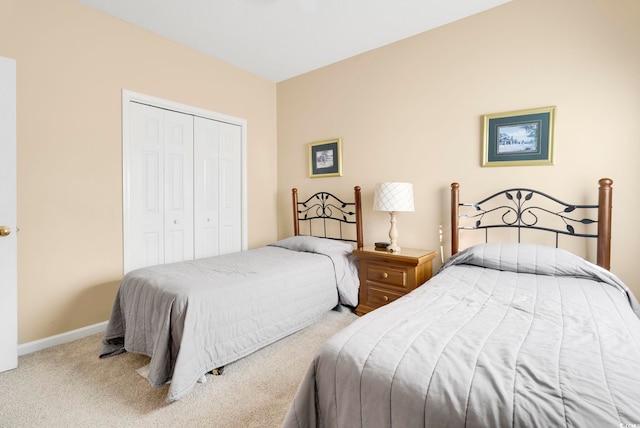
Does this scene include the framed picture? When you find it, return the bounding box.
[308,138,342,178]
[482,106,555,167]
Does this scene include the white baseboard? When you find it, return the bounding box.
[18,321,108,356]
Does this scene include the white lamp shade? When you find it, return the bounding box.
[373,182,415,212]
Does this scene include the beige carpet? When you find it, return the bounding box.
[0,308,357,428]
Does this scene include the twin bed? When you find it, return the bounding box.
[100,186,363,402]
[284,178,640,427]
[102,179,640,425]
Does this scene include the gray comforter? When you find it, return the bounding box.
[100,236,358,402]
[283,243,640,427]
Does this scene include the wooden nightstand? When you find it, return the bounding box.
[354,247,437,315]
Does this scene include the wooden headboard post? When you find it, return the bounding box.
[354,186,363,249]
[597,178,613,270]
[451,182,460,256]
[292,188,300,237]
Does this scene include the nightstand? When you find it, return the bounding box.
[354,247,437,315]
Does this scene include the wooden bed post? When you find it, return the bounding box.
[354,186,363,249]
[597,178,613,270]
[292,188,300,237]
[451,183,460,255]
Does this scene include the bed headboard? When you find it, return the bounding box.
[451,178,613,269]
[292,186,363,249]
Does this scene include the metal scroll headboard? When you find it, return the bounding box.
[451,178,613,269]
[292,186,363,249]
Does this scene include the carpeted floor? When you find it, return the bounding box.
[0,308,357,428]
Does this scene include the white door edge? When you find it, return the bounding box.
[0,56,18,372]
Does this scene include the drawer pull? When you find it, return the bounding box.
[382,295,389,302]
[381,272,388,279]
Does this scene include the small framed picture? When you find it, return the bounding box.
[308,138,342,178]
[482,106,555,167]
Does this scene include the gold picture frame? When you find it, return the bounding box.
[482,106,555,167]
[308,138,342,178]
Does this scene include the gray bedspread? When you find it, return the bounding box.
[100,236,358,402]
[283,243,640,427]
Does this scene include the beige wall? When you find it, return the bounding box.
[1,0,278,343]
[2,0,638,344]
[277,0,640,298]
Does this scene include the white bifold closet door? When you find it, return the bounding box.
[193,116,242,258]
[126,102,241,273]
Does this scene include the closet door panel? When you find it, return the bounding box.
[128,103,165,271]
[194,117,220,258]
[163,110,194,264]
[218,122,242,255]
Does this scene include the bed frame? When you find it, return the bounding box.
[451,178,613,269]
[292,186,363,249]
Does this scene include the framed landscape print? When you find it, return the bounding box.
[482,106,555,167]
[308,138,342,178]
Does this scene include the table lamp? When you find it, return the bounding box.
[373,182,414,253]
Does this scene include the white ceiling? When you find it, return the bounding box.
[76,0,511,82]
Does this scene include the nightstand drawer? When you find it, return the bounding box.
[366,263,407,288]
[366,286,404,307]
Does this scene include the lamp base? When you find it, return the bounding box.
[387,211,401,253]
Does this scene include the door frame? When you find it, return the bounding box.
[122,90,248,273]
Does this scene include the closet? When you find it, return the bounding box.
[124,97,244,273]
